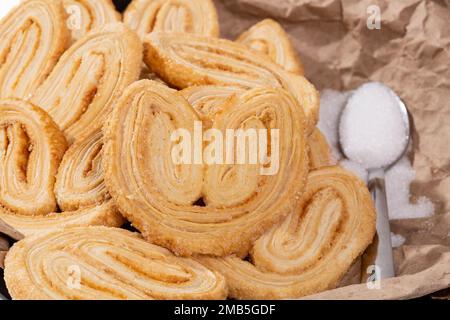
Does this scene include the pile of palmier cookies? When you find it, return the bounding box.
[0,0,375,300]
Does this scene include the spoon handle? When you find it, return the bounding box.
[368,168,395,279]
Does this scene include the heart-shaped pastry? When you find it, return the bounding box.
[4,226,227,299]
[32,23,142,144]
[199,166,376,299]
[103,80,309,257]
[55,84,316,220]
[0,0,69,100]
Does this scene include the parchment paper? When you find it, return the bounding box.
[213,0,450,299]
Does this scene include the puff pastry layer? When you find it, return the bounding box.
[55,128,110,211]
[236,19,304,75]
[0,0,69,100]
[104,80,309,257]
[0,99,67,216]
[32,23,142,144]
[0,200,123,237]
[181,85,244,128]
[308,128,331,169]
[144,33,319,131]
[200,166,376,299]
[124,0,219,39]
[62,0,120,42]
[4,226,227,300]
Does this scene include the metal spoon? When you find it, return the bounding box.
[339,90,411,280]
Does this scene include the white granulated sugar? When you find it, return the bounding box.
[339,159,368,184]
[318,90,351,162]
[390,232,406,248]
[339,82,409,169]
[385,157,435,219]
[318,86,435,224]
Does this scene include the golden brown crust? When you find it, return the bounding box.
[236,19,304,75]
[55,127,110,211]
[308,127,332,169]
[4,226,227,300]
[0,99,67,216]
[124,0,219,40]
[32,23,142,145]
[0,200,124,237]
[61,0,121,42]
[199,166,376,299]
[0,0,69,100]
[103,80,309,257]
[143,32,319,132]
[0,100,121,235]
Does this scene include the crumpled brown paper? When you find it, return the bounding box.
[213,0,450,299]
[306,245,450,299]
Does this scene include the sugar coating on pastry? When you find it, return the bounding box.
[0,0,69,100]
[237,19,304,75]
[199,166,376,299]
[103,80,309,257]
[144,32,319,132]
[4,226,227,300]
[124,0,219,39]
